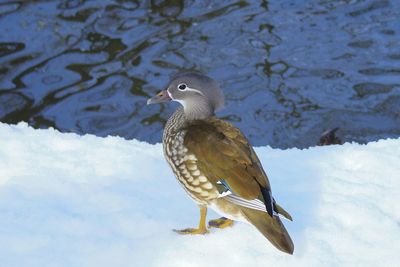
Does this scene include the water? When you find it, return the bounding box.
[0,0,399,148]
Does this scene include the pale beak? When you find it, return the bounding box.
[147,90,172,105]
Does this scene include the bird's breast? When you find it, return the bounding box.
[163,131,219,204]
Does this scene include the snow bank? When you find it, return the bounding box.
[0,123,399,267]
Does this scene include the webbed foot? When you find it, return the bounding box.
[173,227,210,235]
[208,217,234,229]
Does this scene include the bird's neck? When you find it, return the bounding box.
[182,97,214,121]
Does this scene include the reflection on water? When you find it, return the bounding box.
[0,0,399,148]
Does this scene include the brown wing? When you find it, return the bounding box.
[183,117,271,201]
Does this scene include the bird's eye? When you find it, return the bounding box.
[178,83,187,90]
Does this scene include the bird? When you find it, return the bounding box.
[147,72,294,254]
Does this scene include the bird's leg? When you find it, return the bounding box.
[173,205,210,235]
[208,217,235,229]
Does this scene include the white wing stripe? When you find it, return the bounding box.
[224,194,280,217]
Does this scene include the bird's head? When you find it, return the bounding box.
[147,72,224,120]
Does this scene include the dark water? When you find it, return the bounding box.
[0,0,399,148]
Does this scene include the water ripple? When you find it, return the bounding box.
[0,0,399,148]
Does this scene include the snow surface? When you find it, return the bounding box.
[0,122,399,267]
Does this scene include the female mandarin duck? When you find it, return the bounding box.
[147,72,294,254]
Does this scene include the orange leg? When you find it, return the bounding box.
[174,205,209,235]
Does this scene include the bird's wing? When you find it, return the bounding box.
[183,117,275,214]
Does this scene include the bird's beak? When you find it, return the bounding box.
[147,90,172,105]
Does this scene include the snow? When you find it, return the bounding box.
[0,122,399,267]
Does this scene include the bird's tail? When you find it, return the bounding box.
[239,205,294,254]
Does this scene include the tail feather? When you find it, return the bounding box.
[274,202,293,221]
[240,205,294,254]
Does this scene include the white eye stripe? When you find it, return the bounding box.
[177,83,204,96]
[182,86,205,96]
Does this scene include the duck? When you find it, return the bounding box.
[147,72,294,254]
